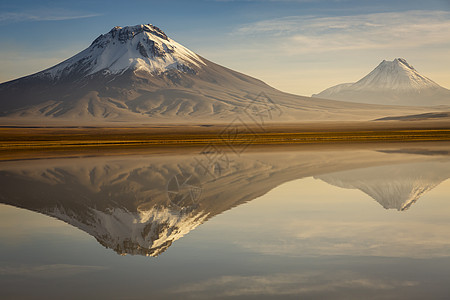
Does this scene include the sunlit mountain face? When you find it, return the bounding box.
[1,143,449,257]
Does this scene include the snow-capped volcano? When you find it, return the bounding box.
[1,23,290,123]
[353,58,439,91]
[313,58,450,106]
[40,24,205,80]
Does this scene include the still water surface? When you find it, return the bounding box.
[1,142,450,299]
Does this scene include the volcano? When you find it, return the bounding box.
[313,58,450,106]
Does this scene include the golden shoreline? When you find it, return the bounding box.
[0,126,450,161]
[1,125,450,150]
[0,121,449,161]
[1,130,450,148]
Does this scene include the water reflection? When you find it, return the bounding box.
[316,161,450,210]
[0,143,449,257]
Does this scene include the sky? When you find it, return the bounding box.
[0,0,449,96]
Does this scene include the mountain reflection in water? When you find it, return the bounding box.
[1,143,449,257]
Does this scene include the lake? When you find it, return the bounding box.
[1,142,450,299]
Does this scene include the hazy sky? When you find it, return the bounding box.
[1,0,449,95]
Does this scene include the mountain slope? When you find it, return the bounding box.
[313,58,450,106]
[0,26,436,125]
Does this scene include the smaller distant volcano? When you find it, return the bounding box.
[313,58,450,106]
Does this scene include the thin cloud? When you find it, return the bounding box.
[172,272,417,298]
[235,10,450,54]
[0,11,101,23]
[233,218,450,259]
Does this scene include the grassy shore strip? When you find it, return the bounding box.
[1,130,450,150]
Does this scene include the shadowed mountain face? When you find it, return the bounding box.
[0,26,435,125]
[1,144,449,256]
